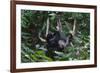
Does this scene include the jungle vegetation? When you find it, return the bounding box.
[21,10,90,63]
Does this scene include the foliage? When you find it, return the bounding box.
[21,10,90,62]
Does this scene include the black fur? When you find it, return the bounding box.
[46,31,73,52]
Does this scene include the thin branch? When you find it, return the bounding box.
[57,16,62,32]
[46,18,50,37]
[38,21,47,42]
[72,19,76,36]
[64,21,71,31]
